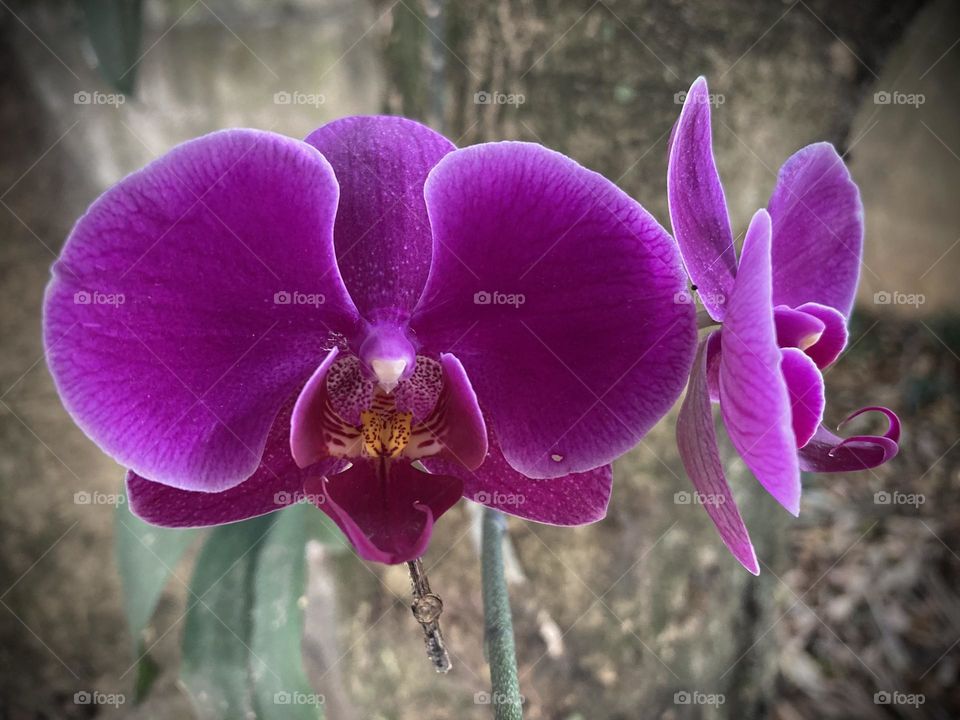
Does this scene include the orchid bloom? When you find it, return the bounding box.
[668,78,900,574]
[44,115,696,563]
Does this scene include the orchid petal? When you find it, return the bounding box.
[780,347,825,449]
[795,302,848,369]
[305,116,454,317]
[426,430,611,526]
[129,395,344,526]
[841,405,902,444]
[290,348,343,469]
[667,76,737,321]
[719,210,801,515]
[306,461,462,564]
[44,129,360,491]
[799,406,900,472]
[768,143,863,317]
[412,141,696,479]
[677,334,759,574]
[423,353,488,470]
[774,305,825,350]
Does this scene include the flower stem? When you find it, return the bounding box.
[406,558,451,673]
[696,308,719,330]
[481,507,523,719]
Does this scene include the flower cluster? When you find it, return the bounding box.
[44,86,897,570]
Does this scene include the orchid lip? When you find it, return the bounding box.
[292,349,487,473]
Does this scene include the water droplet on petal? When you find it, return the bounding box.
[550,453,563,462]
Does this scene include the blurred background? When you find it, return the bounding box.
[1,0,958,718]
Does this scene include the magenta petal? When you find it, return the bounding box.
[305,116,454,317]
[306,461,463,564]
[774,305,825,350]
[667,76,737,321]
[430,353,488,470]
[412,142,696,479]
[426,432,611,526]
[290,348,342,469]
[719,210,801,515]
[799,406,900,472]
[677,335,759,574]
[841,405,902,445]
[44,129,359,491]
[780,348,825,449]
[795,302,848,369]
[768,143,863,317]
[129,396,344,526]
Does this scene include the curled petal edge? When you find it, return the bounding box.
[798,406,900,472]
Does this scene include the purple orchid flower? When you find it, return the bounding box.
[44,115,696,564]
[668,78,900,574]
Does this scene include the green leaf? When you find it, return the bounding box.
[181,515,274,720]
[79,0,144,95]
[179,507,329,719]
[115,493,199,704]
[114,494,199,650]
[251,502,324,719]
[132,648,161,703]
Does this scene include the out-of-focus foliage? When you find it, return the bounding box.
[79,0,142,94]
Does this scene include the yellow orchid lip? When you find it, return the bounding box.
[360,404,413,458]
[312,355,450,465]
